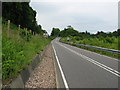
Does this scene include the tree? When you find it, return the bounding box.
[51,28,60,37]
[59,26,79,37]
[2,2,46,34]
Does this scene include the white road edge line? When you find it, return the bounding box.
[57,42,120,77]
[52,44,69,89]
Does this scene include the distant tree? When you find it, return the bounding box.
[111,29,120,37]
[59,26,79,37]
[51,28,60,37]
[118,29,120,36]
[95,31,107,37]
[67,25,74,30]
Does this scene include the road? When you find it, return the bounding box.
[52,38,119,88]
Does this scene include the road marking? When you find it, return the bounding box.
[56,42,120,77]
[62,42,119,62]
[52,44,69,89]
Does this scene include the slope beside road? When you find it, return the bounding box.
[25,44,56,88]
[52,38,119,88]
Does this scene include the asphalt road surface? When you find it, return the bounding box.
[52,38,119,88]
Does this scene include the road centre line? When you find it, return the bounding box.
[63,42,119,62]
[56,42,120,77]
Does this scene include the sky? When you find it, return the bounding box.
[30,0,119,35]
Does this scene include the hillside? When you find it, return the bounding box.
[2,19,50,84]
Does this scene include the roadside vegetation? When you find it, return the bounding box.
[51,26,119,59]
[2,20,50,84]
[2,2,51,84]
[60,36,119,59]
[61,36,119,50]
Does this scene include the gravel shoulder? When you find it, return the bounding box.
[25,44,56,88]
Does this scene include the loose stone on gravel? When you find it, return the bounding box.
[25,44,56,88]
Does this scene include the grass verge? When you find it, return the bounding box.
[2,20,51,84]
[60,38,119,60]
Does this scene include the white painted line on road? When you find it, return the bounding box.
[52,44,69,89]
[62,42,119,62]
[57,42,120,77]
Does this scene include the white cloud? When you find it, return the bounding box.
[30,1,118,35]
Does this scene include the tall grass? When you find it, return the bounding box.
[60,36,119,59]
[0,18,2,81]
[61,36,118,50]
[2,20,51,84]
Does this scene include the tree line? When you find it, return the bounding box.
[2,2,46,34]
[51,25,120,39]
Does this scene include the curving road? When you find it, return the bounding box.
[52,38,119,89]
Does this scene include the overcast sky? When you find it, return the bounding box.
[30,0,119,35]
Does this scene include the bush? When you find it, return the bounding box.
[60,36,119,59]
[2,22,51,83]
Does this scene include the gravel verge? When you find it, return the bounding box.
[25,44,56,88]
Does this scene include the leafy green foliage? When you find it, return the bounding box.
[2,38,25,80]
[51,28,60,37]
[2,2,50,84]
[61,36,118,50]
[2,22,50,83]
[60,28,119,59]
[20,29,32,41]
[59,26,79,37]
[61,36,119,59]
[2,2,45,34]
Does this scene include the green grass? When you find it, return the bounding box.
[60,36,119,59]
[60,36,119,50]
[2,20,51,84]
[0,18,2,81]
